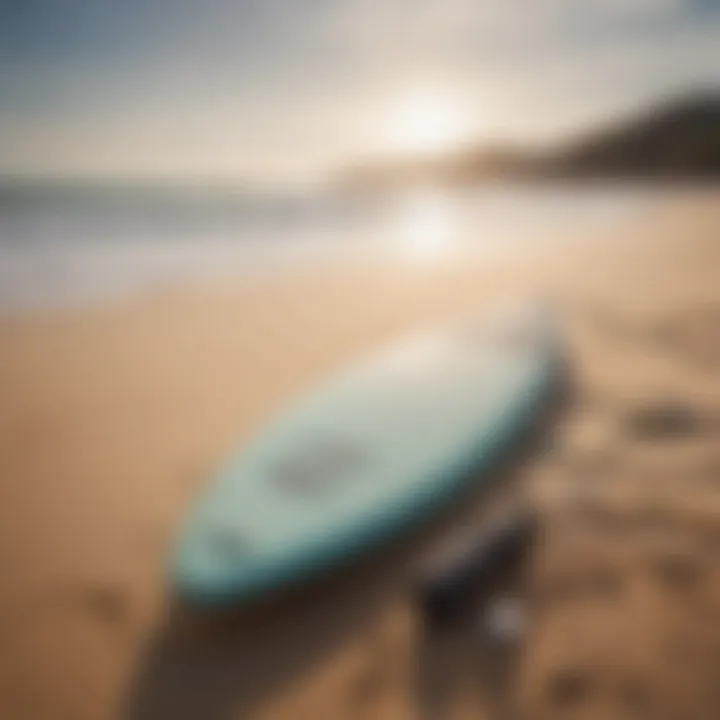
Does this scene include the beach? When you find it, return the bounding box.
[0,188,719,719]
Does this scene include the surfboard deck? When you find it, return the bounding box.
[170,304,562,605]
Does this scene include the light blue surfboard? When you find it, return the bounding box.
[171,304,562,605]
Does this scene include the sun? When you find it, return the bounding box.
[387,88,468,157]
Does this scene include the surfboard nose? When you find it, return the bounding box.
[171,526,260,604]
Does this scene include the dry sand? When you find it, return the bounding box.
[0,189,719,719]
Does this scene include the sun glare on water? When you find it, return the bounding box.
[393,190,458,260]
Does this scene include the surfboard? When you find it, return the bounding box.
[170,304,562,605]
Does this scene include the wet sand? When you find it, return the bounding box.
[0,190,719,719]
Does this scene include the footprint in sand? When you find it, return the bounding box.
[644,545,707,594]
[537,561,626,610]
[346,660,387,711]
[649,304,720,371]
[545,666,596,709]
[621,400,711,440]
[50,581,130,630]
[617,675,652,715]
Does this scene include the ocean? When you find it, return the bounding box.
[0,180,668,310]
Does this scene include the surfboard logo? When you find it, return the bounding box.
[272,438,367,497]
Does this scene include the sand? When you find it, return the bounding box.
[0,189,719,719]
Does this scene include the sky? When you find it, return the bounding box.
[0,0,719,182]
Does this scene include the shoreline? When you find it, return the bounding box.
[2,183,719,317]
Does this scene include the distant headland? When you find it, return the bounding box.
[338,92,720,190]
